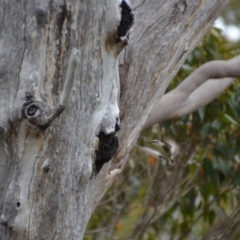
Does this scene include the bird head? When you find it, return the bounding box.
[149,140,165,148]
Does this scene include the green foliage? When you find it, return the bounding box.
[221,0,240,26]
[85,21,240,240]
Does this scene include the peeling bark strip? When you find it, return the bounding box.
[21,48,80,131]
[60,48,81,106]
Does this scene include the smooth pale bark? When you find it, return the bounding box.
[144,55,240,128]
[0,0,230,239]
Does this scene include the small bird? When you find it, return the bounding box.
[139,137,180,165]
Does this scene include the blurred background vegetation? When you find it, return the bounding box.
[85,1,240,239]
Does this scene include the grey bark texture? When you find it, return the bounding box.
[0,0,230,239]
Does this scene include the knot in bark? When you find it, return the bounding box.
[22,92,65,131]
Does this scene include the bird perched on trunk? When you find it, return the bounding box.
[139,137,180,165]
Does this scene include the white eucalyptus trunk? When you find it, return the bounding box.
[0,0,229,239]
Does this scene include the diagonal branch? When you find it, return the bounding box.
[204,202,240,240]
[144,55,240,129]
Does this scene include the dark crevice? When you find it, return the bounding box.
[95,133,119,172]
[16,202,20,209]
[95,123,120,172]
[116,0,134,42]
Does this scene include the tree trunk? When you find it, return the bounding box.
[0,0,230,239]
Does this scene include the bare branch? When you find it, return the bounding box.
[204,202,240,240]
[144,55,240,129]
